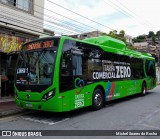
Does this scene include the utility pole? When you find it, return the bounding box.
[158,47,160,83]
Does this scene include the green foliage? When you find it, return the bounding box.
[133,31,160,45]
[132,35,145,43]
[103,30,127,43]
[119,30,125,37]
[156,31,160,36]
[152,36,156,43]
[100,32,108,36]
[102,30,135,50]
[148,31,155,38]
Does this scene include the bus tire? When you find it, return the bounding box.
[92,88,104,110]
[141,82,146,96]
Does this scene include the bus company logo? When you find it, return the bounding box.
[74,78,85,94]
[2,131,11,136]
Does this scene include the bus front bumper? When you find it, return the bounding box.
[15,98,62,112]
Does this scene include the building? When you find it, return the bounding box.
[125,35,133,45]
[133,42,160,83]
[71,31,101,40]
[133,42,149,52]
[41,28,55,38]
[0,0,45,98]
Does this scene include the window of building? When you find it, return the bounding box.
[0,0,33,13]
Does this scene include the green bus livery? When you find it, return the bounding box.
[15,36,156,112]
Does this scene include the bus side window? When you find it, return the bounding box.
[61,51,72,76]
[72,55,82,76]
[60,50,74,92]
[145,60,155,78]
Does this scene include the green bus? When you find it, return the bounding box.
[15,36,156,112]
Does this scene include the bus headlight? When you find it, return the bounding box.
[42,89,55,101]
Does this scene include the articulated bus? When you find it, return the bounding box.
[15,36,156,112]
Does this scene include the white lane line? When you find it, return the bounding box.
[22,117,69,125]
[48,118,70,125]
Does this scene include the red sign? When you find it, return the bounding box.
[26,40,52,50]
[27,42,41,50]
[43,41,52,48]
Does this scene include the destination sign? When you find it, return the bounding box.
[26,40,53,50]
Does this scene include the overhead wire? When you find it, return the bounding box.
[103,0,151,28]
[0,19,49,36]
[0,1,95,35]
[0,10,77,36]
[115,0,152,26]
[46,0,114,30]
[0,13,78,36]
[1,0,145,37]
[0,6,88,35]
[34,2,98,32]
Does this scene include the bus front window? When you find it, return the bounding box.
[16,49,56,85]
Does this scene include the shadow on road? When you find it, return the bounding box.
[23,90,156,120]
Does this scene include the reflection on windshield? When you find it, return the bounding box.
[16,49,56,85]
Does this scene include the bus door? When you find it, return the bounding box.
[59,47,85,111]
[72,53,86,109]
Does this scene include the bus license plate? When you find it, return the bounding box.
[26,103,33,108]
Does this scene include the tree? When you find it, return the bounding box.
[119,30,125,37]
[108,30,117,38]
[113,30,117,35]
[101,30,135,50]
[148,31,155,38]
[100,32,107,36]
[156,31,160,36]
[152,36,156,43]
[132,35,145,42]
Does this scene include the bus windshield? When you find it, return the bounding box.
[16,48,56,85]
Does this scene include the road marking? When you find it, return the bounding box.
[48,118,70,125]
[22,117,70,125]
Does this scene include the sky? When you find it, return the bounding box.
[44,0,160,37]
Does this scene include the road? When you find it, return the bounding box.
[0,86,160,139]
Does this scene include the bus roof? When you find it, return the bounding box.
[84,36,126,50]
[22,35,154,61]
[82,36,154,60]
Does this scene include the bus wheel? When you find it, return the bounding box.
[92,88,104,110]
[141,82,146,96]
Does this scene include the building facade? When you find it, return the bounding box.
[0,0,44,98]
[71,31,101,40]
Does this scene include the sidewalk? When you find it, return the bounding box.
[0,97,25,117]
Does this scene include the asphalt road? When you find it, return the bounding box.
[0,85,160,139]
